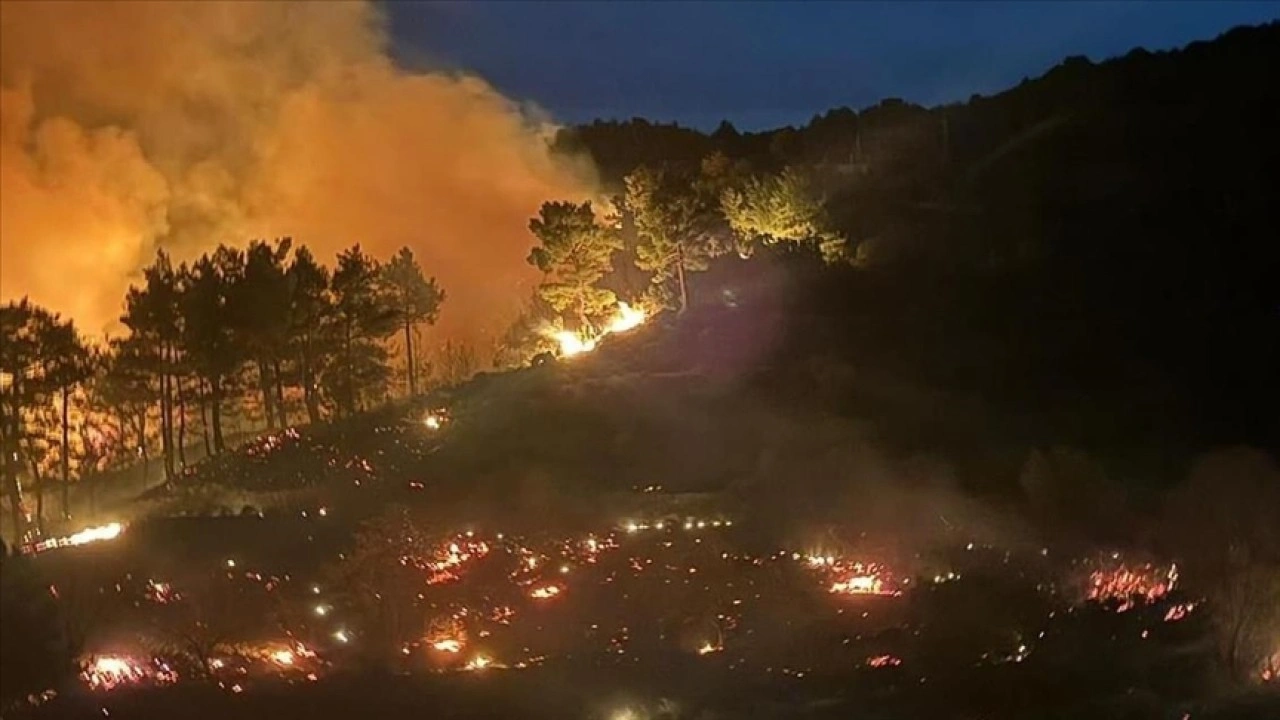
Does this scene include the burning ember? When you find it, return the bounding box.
[866,654,903,668]
[432,639,463,653]
[422,409,449,430]
[26,522,124,554]
[1163,602,1196,622]
[463,654,493,671]
[81,656,176,691]
[696,641,723,656]
[804,555,902,597]
[1086,561,1178,612]
[529,584,562,600]
[144,579,179,604]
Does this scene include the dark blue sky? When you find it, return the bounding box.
[387,1,1280,131]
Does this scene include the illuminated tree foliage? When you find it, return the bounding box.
[381,247,444,397]
[719,167,847,262]
[625,165,721,313]
[527,201,623,330]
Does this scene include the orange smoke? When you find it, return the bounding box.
[0,1,596,345]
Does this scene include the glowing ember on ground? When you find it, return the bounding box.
[807,557,902,597]
[432,639,463,653]
[529,584,562,600]
[144,580,178,604]
[1086,561,1178,612]
[696,642,722,655]
[463,654,492,671]
[1163,602,1196,622]
[422,410,449,430]
[27,522,124,554]
[866,654,903,668]
[1261,649,1280,683]
[270,650,295,666]
[80,656,176,692]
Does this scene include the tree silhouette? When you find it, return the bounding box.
[235,239,293,429]
[177,250,243,454]
[286,246,333,425]
[121,252,181,480]
[36,316,91,521]
[381,247,444,397]
[328,245,397,417]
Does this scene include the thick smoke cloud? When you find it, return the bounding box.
[0,1,596,344]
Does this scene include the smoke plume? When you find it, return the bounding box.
[0,1,596,345]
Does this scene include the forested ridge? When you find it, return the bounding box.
[555,22,1280,468]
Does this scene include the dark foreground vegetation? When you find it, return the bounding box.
[3,21,1280,720]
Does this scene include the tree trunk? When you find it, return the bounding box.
[198,380,211,458]
[210,377,226,455]
[176,377,187,468]
[137,411,149,490]
[404,321,416,397]
[258,359,277,431]
[343,323,355,417]
[28,451,44,534]
[3,390,24,546]
[272,359,287,428]
[301,346,321,425]
[160,343,175,482]
[60,384,70,520]
[675,242,689,314]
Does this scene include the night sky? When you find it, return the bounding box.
[387,1,1280,130]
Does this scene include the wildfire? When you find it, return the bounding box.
[806,556,902,597]
[696,641,722,655]
[464,654,492,671]
[547,302,648,358]
[866,654,902,668]
[529,584,562,600]
[432,639,463,653]
[80,656,176,692]
[26,522,124,554]
[1086,561,1178,612]
[422,409,449,430]
[604,302,646,334]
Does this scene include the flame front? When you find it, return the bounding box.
[28,522,124,554]
[546,302,647,358]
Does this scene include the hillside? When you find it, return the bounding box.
[554,23,1280,463]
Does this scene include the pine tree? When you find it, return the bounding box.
[527,201,622,330]
[381,247,444,397]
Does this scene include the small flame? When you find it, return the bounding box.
[529,584,561,600]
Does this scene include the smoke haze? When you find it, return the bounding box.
[0,1,596,344]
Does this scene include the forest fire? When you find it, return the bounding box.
[549,302,647,357]
[804,555,902,597]
[80,656,177,692]
[25,522,124,554]
[1086,561,1178,612]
